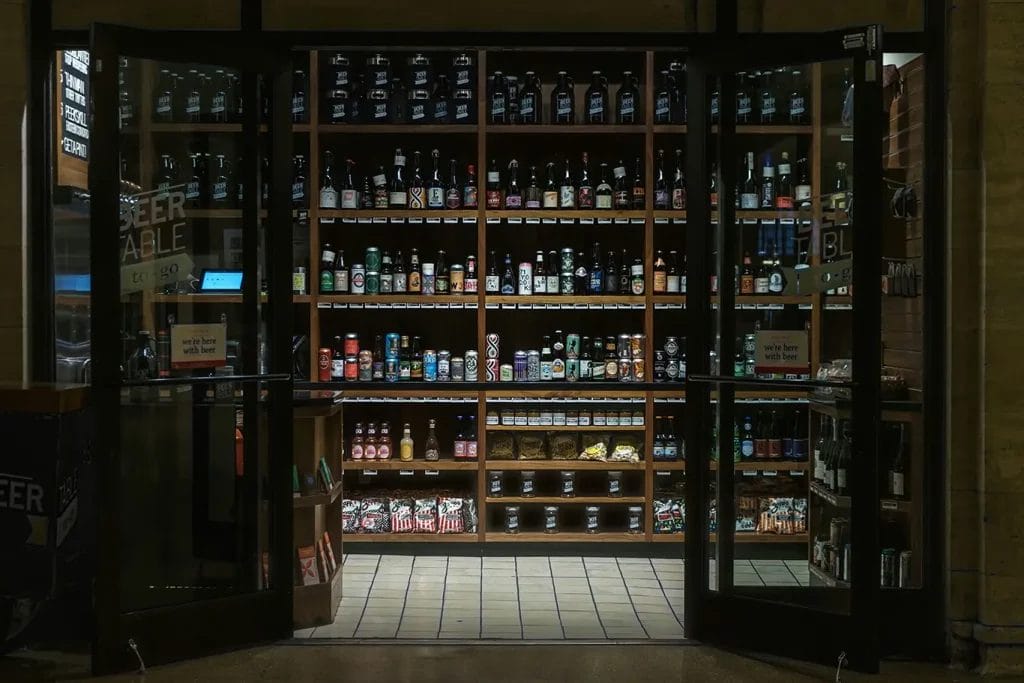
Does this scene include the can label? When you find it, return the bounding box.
[518,264,533,295]
[344,357,358,380]
[318,348,331,382]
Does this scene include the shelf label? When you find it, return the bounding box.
[881,500,898,510]
[579,217,594,224]
[389,217,403,224]
[559,218,573,225]
[525,217,540,224]
[399,470,414,476]
[790,471,805,477]
[762,470,778,477]
[508,217,522,224]
[463,217,477,224]
[408,217,423,224]
[486,217,500,224]
[372,217,386,224]
[656,471,671,477]
[443,217,458,224]
[655,218,668,224]
[424,470,439,476]
[542,218,556,224]
[426,217,442,224]
[743,471,758,477]
[363,470,378,476]
[318,302,333,309]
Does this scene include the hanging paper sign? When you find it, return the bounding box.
[754,329,809,375]
[170,323,227,369]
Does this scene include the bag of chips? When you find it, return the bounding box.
[578,434,611,461]
[390,498,415,534]
[609,434,643,462]
[342,498,361,534]
[359,498,390,534]
[653,497,684,534]
[438,497,466,534]
[413,497,438,533]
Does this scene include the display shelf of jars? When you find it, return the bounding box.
[344,459,478,470]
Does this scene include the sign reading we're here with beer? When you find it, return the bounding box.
[754,330,809,375]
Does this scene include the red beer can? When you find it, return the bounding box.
[318,348,331,382]
[344,332,359,356]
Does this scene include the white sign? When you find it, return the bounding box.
[170,323,227,369]
[754,330,809,374]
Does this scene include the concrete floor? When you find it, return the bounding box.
[0,644,982,682]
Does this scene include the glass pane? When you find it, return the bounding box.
[116,55,278,610]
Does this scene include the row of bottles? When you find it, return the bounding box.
[318,245,478,296]
[319,149,477,210]
[482,154,649,210]
[736,151,811,211]
[493,330,646,383]
[812,416,852,494]
[488,69,641,125]
[153,151,267,209]
[329,332,477,383]
[349,417,478,461]
[487,246,645,296]
[652,415,682,461]
[735,410,810,462]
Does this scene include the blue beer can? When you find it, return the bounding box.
[385,355,400,382]
[385,333,400,358]
[423,349,438,382]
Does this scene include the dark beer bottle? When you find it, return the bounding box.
[616,71,639,124]
[525,165,542,209]
[292,69,307,123]
[427,149,444,209]
[446,158,462,209]
[577,152,594,209]
[654,149,669,210]
[672,149,686,210]
[486,159,502,209]
[210,154,231,208]
[463,163,478,208]
[551,71,575,124]
[505,159,522,209]
[612,162,630,209]
[585,71,608,123]
[153,68,176,122]
[489,71,508,124]
[519,71,541,124]
[631,157,645,209]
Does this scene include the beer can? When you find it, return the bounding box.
[350,264,366,294]
[485,358,499,382]
[423,349,438,381]
[451,356,464,382]
[527,350,541,381]
[317,348,332,382]
[505,505,520,534]
[880,548,896,588]
[653,350,667,382]
[743,333,757,360]
[617,334,631,358]
[544,506,559,534]
[385,333,400,358]
[605,357,619,380]
[513,351,528,381]
[631,334,644,359]
[372,359,384,381]
[566,333,580,359]
[618,357,632,382]
[585,506,600,533]
[485,333,500,359]
[518,262,533,295]
[560,248,574,274]
[365,271,380,294]
[566,358,579,382]
[898,550,912,588]
[559,273,574,295]
[385,356,399,382]
[632,358,645,382]
[344,333,360,356]
[664,336,680,358]
[450,264,465,293]
[364,247,381,272]
[627,506,643,534]
[500,363,514,382]
[357,349,373,381]
[464,350,479,381]
[344,356,359,381]
[437,350,451,381]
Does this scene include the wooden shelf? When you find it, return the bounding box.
[486,210,645,221]
[485,532,645,542]
[487,124,645,134]
[150,294,245,304]
[653,461,686,470]
[486,496,646,505]
[486,295,645,306]
[809,563,850,588]
[650,534,685,542]
[485,460,645,470]
[346,533,479,542]
[486,424,643,432]
[653,295,814,306]
[147,122,311,133]
[652,210,812,222]
[55,294,90,306]
[808,398,923,421]
[809,481,851,508]
[650,533,810,544]
[652,124,814,135]
[653,461,809,472]
[343,459,477,470]
[293,480,344,508]
[318,123,477,134]
[317,294,475,306]
[319,209,477,221]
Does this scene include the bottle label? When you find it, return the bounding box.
[467,441,478,459]
[740,275,754,294]
[380,274,394,293]
[408,186,425,209]
[525,198,541,209]
[596,194,612,209]
[620,94,634,116]
[333,271,349,292]
[653,271,667,292]
[655,94,670,118]
[320,187,339,208]
[740,192,759,210]
[186,94,201,116]
[433,100,448,121]
[519,95,534,116]
[556,93,572,117]
[463,186,478,207]
[330,102,348,123]
[211,94,225,115]
[454,440,466,459]
[543,191,558,208]
[427,187,445,208]
[185,181,200,202]
[331,358,343,379]
[672,188,686,210]
[212,181,228,202]
[505,194,522,209]
[393,272,407,292]
[614,190,629,208]
[446,189,461,209]
[893,472,905,497]
[737,95,751,116]
[485,275,500,292]
[578,187,594,208]
[351,444,363,460]
[410,104,426,120]
[533,275,546,293]
[364,444,377,459]
[486,190,503,209]
[374,189,388,208]
[372,102,387,120]
[551,358,565,379]
[666,275,680,293]
[546,275,559,293]
[456,103,470,120]
[408,271,421,292]
[769,273,784,293]
[156,94,172,115]
[588,93,604,117]
[775,195,794,209]
[795,184,812,201]
[754,277,770,294]
[491,95,505,117]
[654,189,669,207]
[378,443,391,460]
[292,182,305,203]
[454,68,471,86]
[340,189,359,209]
[761,95,776,117]
[559,186,576,208]
[710,94,719,118]
[632,188,645,206]
[790,97,805,116]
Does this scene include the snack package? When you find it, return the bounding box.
[735,495,758,533]
[653,497,684,534]
[389,498,415,534]
[341,498,361,534]
[488,432,516,460]
[550,433,580,460]
[578,434,610,461]
[438,497,466,534]
[462,496,479,533]
[610,434,643,462]
[359,498,390,534]
[413,496,438,533]
[793,498,807,533]
[517,433,548,460]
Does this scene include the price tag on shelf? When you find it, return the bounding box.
[378,303,392,309]
[508,217,522,224]
[545,304,559,310]
[655,217,668,224]
[501,303,515,310]
[573,303,588,310]
[320,217,335,225]
[559,218,573,225]
[597,218,612,224]
[614,218,627,224]
[408,217,423,224]
[881,500,898,510]
[525,217,540,224]
[486,217,500,224]
[740,304,757,310]
[363,470,378,476]
[464,216,477,224]
[407,303,420,309]
[365,303,379,309]
[349,303,364,309]
[780,218,795,225]
[399,470,415,476]
[426,217,442,224]
[579,217,594,224]
[389,217,403,224]
[318,302,333,309]
[743,471,758,477]
[424,470,439,476]
[372,217,386,224]
[629,218,644,224]
[443,217,458,224]
[342,217,356,224]
[673,218,686,225]
[656,471,671,477]
[485,303,498,309]
[762,470,778,477]
[542,218,556,224]
[790,471,805,477]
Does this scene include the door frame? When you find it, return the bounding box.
[682,26,885,672]
[89,23,294,674]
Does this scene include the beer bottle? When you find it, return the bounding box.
[669,60,686,124]
[465,255,478,293]
[372,164,388,209]
[485,250,500,293]
[795,157,812,210]
[768,243,786,294]
[788,69,807,124]
[389,77,407,124]
[589,243,603,294]
[604,336,618,380]
[500,253,515,294]
[759,70,777,124]
[432,74,451,123]
[411,337,423,379]
[574,250,588,294]
[585,70,608,123]
[653,250,667,293]
[320,243,336,293]
[654,149,669,210]
[740,152,758,209]
[435,250,450,294]
[545,251,560,294]
[616,71,639,124]
[533,251,546,294]
[740,252,755,294]
[292,69,307,123]
[185,152,204,208]
[540,337,553,380]
[605,251,618,293]
[618,249,630,293]
[552,71,575,124]
[292,154,307,209]
[380,250,394,294]
[775,152,794,210]
[486,159,502,209]
[519,71,541,124]
[736,72,752,123]
[427,149,445,209]
[184,69,203,123]
[489,71,508,124]
[372,336,384,380]
[341,159,359,209]
[612,162,629,209]
[559,158,575,209]
[408,248,422,293]
[591,337,605,381]
[446,158,462,208]
[463,163,478,208]
[331,336,344,381]
[210,154,231,208]
[360,173,374,209]
[672,149,686,210]
[153,68,175,122]
[631,157,645,209]
[754,254,770,294]
[667,250,681,293]
[399,337,412,379]
[709,161,719,209]
[525,165,542,209]
[760,153,776,210]
[330,249,348,294]
[156,154,177,196]
[579,336,592,380]
[408,151,426,209]
[210,69,231,123]
[596,163,613,209]
[505,159,522,209]
[543,162,558,209]
[577,153,594,209]
[654,69,671,123]
[551,331,566,379]
[320,150,339,209]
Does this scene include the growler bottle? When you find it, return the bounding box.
[585,71,608,123]
[489,71,508,124]
[758,70,777,124]
[210,154,231,208]
[210,69,232,123]
[156,154,177,195]
[292,69,307,123]
[788,68,808,124]
[153,68,176,122]
[183,69,203,123]
[616,71,639,124]
[519,71,542,124]
[551,71,575,124]
[654,69,672,123]
[431,74,451,123]
[668,60,686,123]
[185,152,205,208]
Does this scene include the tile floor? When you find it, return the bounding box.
[295,555,810,640]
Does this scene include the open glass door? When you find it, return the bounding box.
[683,27,884,672]
[88,25,294,673]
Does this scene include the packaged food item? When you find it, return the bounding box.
[607,471,623,497]
[342,498,362,534]
[517,433,548,460]
[653,497,685,534]
[735,496,758,533]
[609,434,642,463]
[627,505,643,534]
[488,432,516,460]
[413,496,439,533]
[438,497,466,534]
[505,505,521,533]
[488,471,504,497]
[462,497,479,533]
[544,505,559,533]
[389,498,415,533]
[520,471,536,497]
[585,505,600,533]
[550,432,580,460]
[359,498,390,533]
[559,471,576,497]
[579,435,610,461]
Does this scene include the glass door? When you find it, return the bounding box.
[89,25,294,673]
[683,27,884,672]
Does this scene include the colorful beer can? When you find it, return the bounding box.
[317,348,331,382]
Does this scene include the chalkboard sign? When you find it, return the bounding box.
[56,50,89,190]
